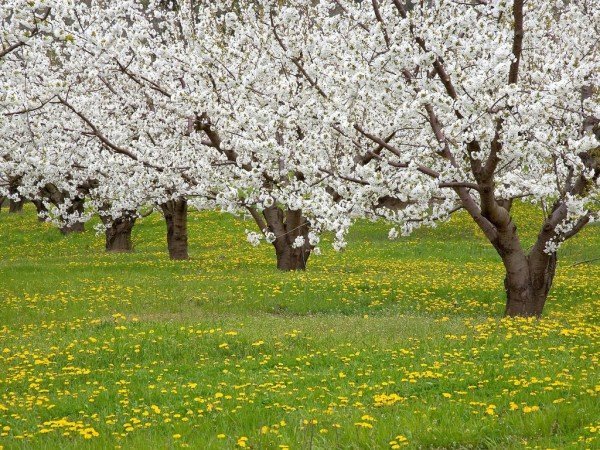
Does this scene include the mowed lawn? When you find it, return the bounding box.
[0,205,598,450]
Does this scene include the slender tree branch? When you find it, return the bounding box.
[508,0,525,85]
[438,182,481,191]
[246,205,268,232]
[371,0,391,48]
[354,124,440,178]
[0,7,51,59]
[269,11,328,99]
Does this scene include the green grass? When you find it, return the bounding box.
[0,204,598,449]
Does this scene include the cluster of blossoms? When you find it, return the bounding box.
[1,0,598,315]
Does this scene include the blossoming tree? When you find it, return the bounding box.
[4,0,598,305]
[302,0,599,316]
[176,2,349,269]
[48,0,347,269]
[1,0,55,213]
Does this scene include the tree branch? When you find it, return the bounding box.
[246,205,268,233]
[57,97,165,172]
[354,124,440,178]
[508,0,525,85]
[438,181,481,191]
[269,11,328,99]
[371,0,391,48]
[0,7,51,59]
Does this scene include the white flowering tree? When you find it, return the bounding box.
[1,1,140,237]
[294,0,599,316]
[40,0,346,269]
[1,0,54,213]
[5,0,598,303]
[1,1,206,255]
[176,2,350,270]
[2,0,367,268]
[1,0,88,228]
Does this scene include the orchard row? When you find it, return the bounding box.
[1,0,598,316]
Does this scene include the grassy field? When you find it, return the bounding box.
[0,205,598,449]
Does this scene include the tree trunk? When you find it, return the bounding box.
[8,177,24,213]
[105,216,136,252]
[275,242,311,271]
[161,199,189,260]
[32,200,48,221]
[60,221,85,234]
[8,198,24,213]
[59,197,85,235]
[503,253,557,317]
[261,206,313,271]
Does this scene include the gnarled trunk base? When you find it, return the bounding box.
[259,206,313,271]
[504,254,557,317]
[32,200,48,221]
[59,198,86,235]
[105,217,136,252]
[8,177,24,213]
[161,199,189,260]
[9,198,24,214]
[60,222,85,235]
[275,244,311,271]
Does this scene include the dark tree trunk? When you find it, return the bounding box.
[8,198,24,213]
[260,206,313,271]
[7,177,24,213]
[503,251,557,317]
[59,197,85,235]
[161,199,189,260]
[32,200,47,221]
[60,221,85,234]
[275,242,311,271]
[39,183,94,233]
[104,216,136,252]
